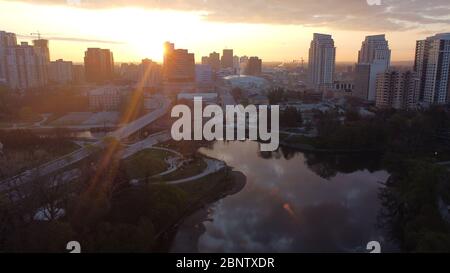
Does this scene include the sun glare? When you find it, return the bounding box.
[0,0,421,62]
[100,8,203,63]
[131,40,164,63]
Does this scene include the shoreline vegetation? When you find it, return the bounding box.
[1,103,450,252]
[0,134,247,252]
[275,105,450,251]
[0,129,80,179]
[160,170,247,252]
[280,105,450,159]
[169,170,246,253]
[280,140,381,154]
[379,158,450,252]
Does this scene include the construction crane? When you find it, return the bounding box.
[30,31,44,40]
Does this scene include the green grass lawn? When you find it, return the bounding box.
[124,149,173,179]
[156,139,210,156]
[159,157,207,181]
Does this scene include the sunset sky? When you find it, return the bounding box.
[1,0,450,63]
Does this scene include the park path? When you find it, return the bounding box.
[165,158,226,185]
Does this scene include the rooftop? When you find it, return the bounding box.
[89,85,128,96]
[223,75,270,92]
[428,33,450,40]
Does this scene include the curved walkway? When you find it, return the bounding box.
[148,147,185,178]
[165,158,226,185]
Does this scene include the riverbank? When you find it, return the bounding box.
[279,131,383,154]
[157,170,247,252]
[280,140,381,154]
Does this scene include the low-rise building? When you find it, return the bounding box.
[88,85,129,111]
[177,92,218,105]
[334,81,354,92]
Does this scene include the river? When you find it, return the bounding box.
[171,140,397,253]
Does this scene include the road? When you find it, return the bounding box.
[4,168,81,203]
[0,145,96,193]
[110,98,170,139]
[120,131,172,159]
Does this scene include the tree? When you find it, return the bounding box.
[268,88,285,105]
[0,86,13,119]
[280,107,302,127]
[83,218,155,252]
[29,174,72,222]
[345,108,361,122]
[0,193,14,248]
[231,87,243,101]
[379,159,450,252]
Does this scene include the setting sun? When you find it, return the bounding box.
[130,39,164,62]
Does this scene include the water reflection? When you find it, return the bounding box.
[172,141,393,253]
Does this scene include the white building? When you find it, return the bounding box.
[308,33,336,91]
[223,75,271,94]
[89,85,129,111]
[0,30,50,92]
[15,42,40,90]
[0,31,17,84]
[358,34,391,65]
[354,35,391,102]
[414,33,450,105]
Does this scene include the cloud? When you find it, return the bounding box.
[6,0,450,32]
[17,34,125,44]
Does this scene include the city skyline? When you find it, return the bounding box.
[1,0,450,255]
[1,0,449,63]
